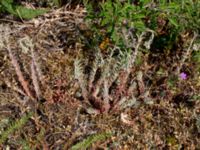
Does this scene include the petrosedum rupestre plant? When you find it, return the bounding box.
[75,0,155,114]
[75,29,154,114]
[75,0,200,113]
[0,25,43,102]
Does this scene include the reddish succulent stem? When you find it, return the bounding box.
[7,46,34,99]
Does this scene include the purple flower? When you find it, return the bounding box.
[180,72,187,80]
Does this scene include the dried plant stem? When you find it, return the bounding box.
[74,59,89,101]
[32,51,43,82]
[21,36,43,99]
[102,80,110,112]
[6,44,34,99]
[129,31,146,71]
[4,79,26,96]
[31,61,41,99]
[177,32,198,73]
[115,31,145,96]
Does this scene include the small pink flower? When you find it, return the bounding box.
[180,72,187,80]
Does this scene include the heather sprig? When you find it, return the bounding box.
[0,112,33,144]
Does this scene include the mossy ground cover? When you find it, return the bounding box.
[0,1,200,149]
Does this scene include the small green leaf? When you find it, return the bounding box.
[134,21,146,31]
[0,0,48,19]
[1,0,16,15]
[168,18,179,28]
[132,14,146,20]
[15,6,48,19]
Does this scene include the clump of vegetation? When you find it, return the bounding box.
[74,0,200,113]
[0,0,199,149]
[0,25,43,100]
